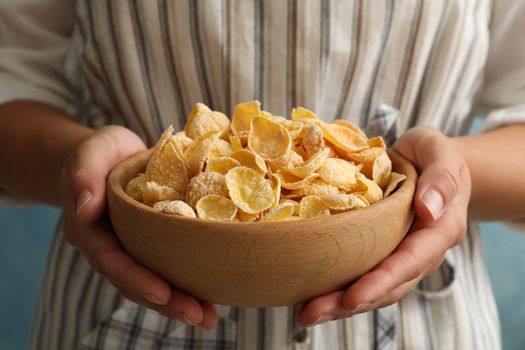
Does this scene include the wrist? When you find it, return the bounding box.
[0,101,95,206]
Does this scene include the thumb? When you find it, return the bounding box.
[64,126,146,223]
[394,126,463,222]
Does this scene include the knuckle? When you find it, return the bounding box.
[64,145,88,177]
[63,150,79,172]
[411,263,426,280]
[387,289,404,305]
[398,249,425,281]
[95,129,119,154]
[87,255,104,276]
[86,247,115,279]
[451,216,467,246]
[412,125,442,145]
[377,291,403,309]
[455,229,467,246]
[117,261,139,282]
[69,170,86,189]
[64,150,90,189]
[429,256,446,273]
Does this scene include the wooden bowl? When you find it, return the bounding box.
[107,150,417,307]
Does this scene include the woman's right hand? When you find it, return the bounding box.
[58,125,218,329]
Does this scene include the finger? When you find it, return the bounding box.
[162,289,205,326]
[343,277,421,317]
[347,253,448,316]
[298,253,447,326]
[118,289,203,326]
[64,126,145,223]
[341,213,463,311]
[297,262,442,326]
[198,301,218,330]
[75,220,172,306]
[394,126,463,221]
[295,291,344,327]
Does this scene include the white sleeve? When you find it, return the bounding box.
[0,0,78,205]
[0,0,78,114]
[480,0,525,131]
[478,0,525,231]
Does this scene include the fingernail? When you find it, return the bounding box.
[421,189,444,220]
[76,190,93,217]
[173,312,198,326]
[144,294,166,306]
[350,302,369,314]
[307,314,334,327]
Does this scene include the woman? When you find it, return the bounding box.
[1,0,524,349]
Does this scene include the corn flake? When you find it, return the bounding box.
[288,179,339,198]
[321,193,368,211]
[144,131,188,195]
[372,150,392,189]
[291,107,319,121]
[152,125,174,155]
[206,156,240,175]
[319,123,368,153]
[185,103,230,140]
[261,202,295,222]
[277,169,319,190]
[267,115,288,124]
[299,196,330,219]
[269,173,281,209]
[231,100,261,134]
[229,135,243,151]
[333,119,368,140]
[319,158,357,191]
[209,139,234,158]
[125,174,144,202]
[143,181,182,206]
[153,200,196,218]
[267,150,304,172]
[280,199,300,216]
[287,148,330,178]
[196,194,237,221]
[356,173,383,204]
[225,166,274,214]
[281,120,306,141]
[248,116,291,160]
[231,149,268,176]
[346,147,384,164]
[236,210,260,222]
[368,136,386,148]
[186,171,228,208]
[384,172,407,197]
[171,132,194,153]
[184,131,220,177]
[302,125,325,159]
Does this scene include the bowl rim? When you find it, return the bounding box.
[108,148,417,227]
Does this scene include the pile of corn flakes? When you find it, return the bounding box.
[125,101,406,221]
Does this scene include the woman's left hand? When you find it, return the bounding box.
[295,125,471,327]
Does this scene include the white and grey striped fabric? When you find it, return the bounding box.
[2,0,525,349]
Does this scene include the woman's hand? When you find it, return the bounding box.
[295,125,471,327]
[59,125,218,329]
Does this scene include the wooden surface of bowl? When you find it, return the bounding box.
[107,149,417,307]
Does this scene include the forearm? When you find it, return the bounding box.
[452,124,525,221]
[0,101,94,206]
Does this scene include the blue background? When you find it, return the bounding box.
[1,207,525,349]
